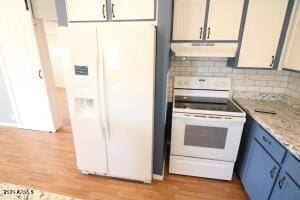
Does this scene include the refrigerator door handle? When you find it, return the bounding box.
[96,31,109,140]
[99,43,110,140]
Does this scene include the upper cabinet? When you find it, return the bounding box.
[172,0,244,41]
[110,0,155,21]
[206,0,244,41]
[281,2,300,71]
[30,0,58,20]
[238,0,290,68]
[66,0,155,22]
[66,0,107,21]
[173,0,207,41]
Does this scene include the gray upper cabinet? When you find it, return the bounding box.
[65,0,155,22]
[172,0,244,41]
[237,0,292,68]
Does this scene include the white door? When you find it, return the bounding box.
[173,0,207,40]
[62,23,108,174]
[0,0,55,131]
[66,0,107,21]
[238,0,288,68]
[110,0,155,20]
[98,23,155,182]
[206,0,244,41]
[171,113,245,162]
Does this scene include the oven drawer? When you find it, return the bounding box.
[169,155,234,180]
[254,123,286,164]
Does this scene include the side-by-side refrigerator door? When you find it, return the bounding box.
[97,23,155,183]
[61,24,108,175]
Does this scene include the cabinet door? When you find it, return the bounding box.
[270,173,300,200]
[206,0,244,41]
[238,0,288,68]
[0,0,55,131]
[110,0,155,21]
[98,23,155,182]
[66,0,107,21]
[242,140,280,200]
[173,0,207,41]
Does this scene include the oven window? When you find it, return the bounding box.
[184,125,228,149]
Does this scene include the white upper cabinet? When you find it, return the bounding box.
[66,0,107,21]
[173,0,207,41]
[30,0,57,20]
[206,0,244,41]
[238,0,288,68]
[281,2,300,71]
[172,0,244,41]
[66,0,155,21]
[111,0,155,21]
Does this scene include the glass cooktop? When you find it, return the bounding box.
[174,96,242,113]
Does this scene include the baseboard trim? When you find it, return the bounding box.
[0,122,17,127]
[152,174,164,181]
[153,154,166,181]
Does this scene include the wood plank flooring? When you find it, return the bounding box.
[0,88,248,200]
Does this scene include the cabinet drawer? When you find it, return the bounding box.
[254,123,286,163]
[283,152,300,185]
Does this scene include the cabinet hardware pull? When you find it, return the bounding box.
[269,166,277,178]
[278,176,286,189]
[270,56,275,67]
[262,136,271,145]
[24,0,29,11]
[200,27,203,39]
[207,27,211,39]
[112,3,115,18]
[38,69,43,79]
[102,4,106,19]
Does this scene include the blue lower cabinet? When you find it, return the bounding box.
[270,172,300,200]
[241,140,280,200]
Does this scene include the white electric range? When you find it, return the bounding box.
[169,76,246,181]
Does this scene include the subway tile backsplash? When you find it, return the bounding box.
[167,56,300,106]
[284,71,300,107]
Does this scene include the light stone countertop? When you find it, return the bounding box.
[234,98,300,160]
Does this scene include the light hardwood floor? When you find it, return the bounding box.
[0,88,248,200]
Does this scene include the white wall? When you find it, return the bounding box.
[44,21,65,87]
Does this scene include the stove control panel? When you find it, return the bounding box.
[174,76,231,91]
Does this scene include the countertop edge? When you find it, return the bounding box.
[233,98,300,161]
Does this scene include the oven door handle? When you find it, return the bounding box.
[173,113,245,123]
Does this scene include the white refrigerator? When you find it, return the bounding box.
[62,23,155,183]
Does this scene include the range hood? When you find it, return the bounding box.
[171,43,238,57]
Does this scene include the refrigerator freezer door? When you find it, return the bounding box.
[98,23,155,182]
[62,23,108,175]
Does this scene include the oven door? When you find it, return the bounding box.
[171,112,245,162]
